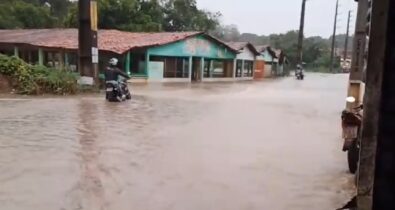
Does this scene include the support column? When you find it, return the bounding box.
[14,46,19,58]
[357,1,392,209]
[188,56,192,81]
[200,57,204,81]
[145,52,150,77]
[241,60,245,78]
[347,0,369,109]
[65,52,69,68]
[59,51,65,69]
[209,60,214,78]
[233,59,237,78]
[28,51,32,64]
[38,48,44,66]
[125,51,131,76]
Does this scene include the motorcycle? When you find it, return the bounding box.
[119,78,132,100]
[296,69,304,80]
[105,77,131,102]
[341,96,363,174]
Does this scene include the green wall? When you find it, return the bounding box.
[261,50,274,62]
[148,35,236,59]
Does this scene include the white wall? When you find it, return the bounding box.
[256,55,265,61]
[264,64,272,77]
[236,47,256,61]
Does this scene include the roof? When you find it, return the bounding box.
[255,45,270,53]
[274,49,283,58]
[254,45,278,58]
[0,29,231,54]
[226,42,259,55]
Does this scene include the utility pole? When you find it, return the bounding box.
[357,0,394,209]
[343,10,351,61]
[296,0,306,66]
[346,0,369,109]
[78,0,99,85]
[329,0,339,73]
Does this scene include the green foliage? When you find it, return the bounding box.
[210,24,240,41]
[64,0,219,32]
[230,27,351,70]
[0,0,57,29]
[0,54,37,94]
[0,54,78,95]
[163,0,221,32]
[1,0,220,32]
[32,65,78,94]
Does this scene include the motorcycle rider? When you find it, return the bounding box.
[296,64,303,73]
[104,58,131,98]
[295,64,304,79]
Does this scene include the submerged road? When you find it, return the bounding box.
[0,73,354,210]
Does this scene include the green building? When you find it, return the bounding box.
[0,29,240,83]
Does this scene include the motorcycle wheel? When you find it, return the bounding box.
[347,141,359,174]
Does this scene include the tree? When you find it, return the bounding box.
[65,0,218,32]
[0,0,56,29]
[211,24,240,42]
[162,0,220,32]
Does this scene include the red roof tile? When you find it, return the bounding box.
[0,29,204,54]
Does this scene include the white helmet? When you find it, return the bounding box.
[109,58,118,66]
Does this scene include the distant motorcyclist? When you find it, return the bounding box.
[296,64,303,72]
[295,64,304,80]
[104,58,131,98]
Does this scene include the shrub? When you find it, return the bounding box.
[0,54,78,95]
[32,65,79,95]
[0,54,37,94]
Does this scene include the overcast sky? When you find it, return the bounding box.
[196,0,358,38]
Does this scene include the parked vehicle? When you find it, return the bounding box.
[106,77,131,102]
[341,97,363,174]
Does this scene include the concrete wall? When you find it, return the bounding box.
[235,77,254,81]
[148,78,190,83]
[203,78,238,82]
[148,61,164,80]
[264,64,272,77]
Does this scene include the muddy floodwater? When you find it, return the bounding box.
[0,73,354,210]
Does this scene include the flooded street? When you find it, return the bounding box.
[0,73,354,210]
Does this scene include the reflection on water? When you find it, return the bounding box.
[0,74,355,210]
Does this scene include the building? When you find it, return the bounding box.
[226,42,260,80]
[274,49,289,76]
[0,29,240,83]
[255,45,278,78]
